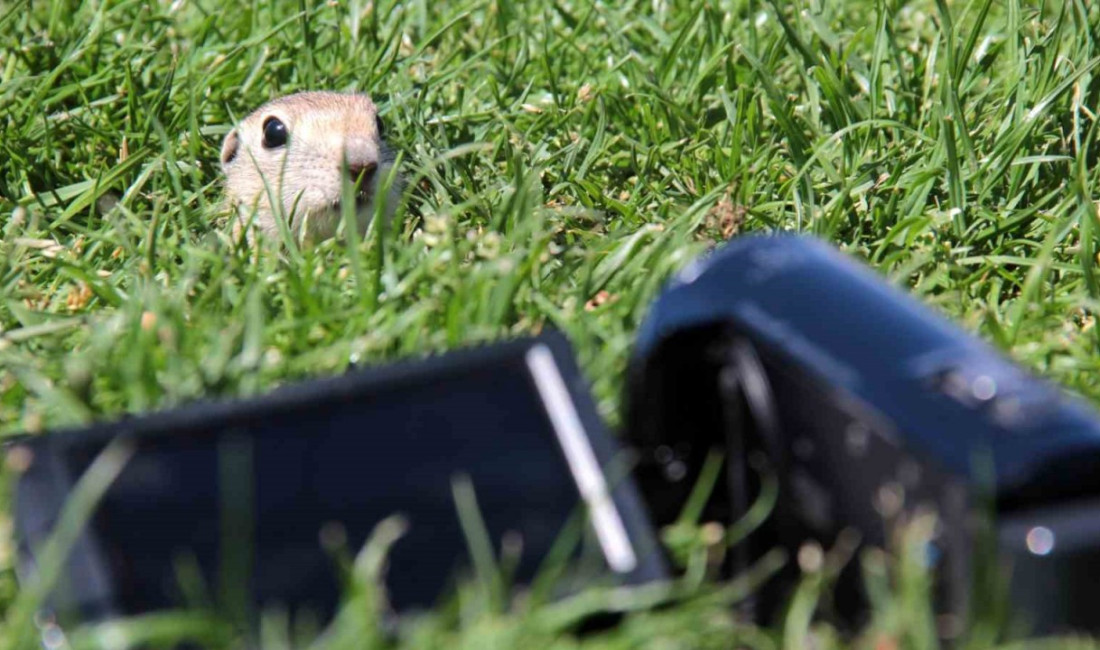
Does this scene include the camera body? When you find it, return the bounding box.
[13,234,1100,638]
[624,235,1100,635]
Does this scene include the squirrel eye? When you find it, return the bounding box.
[375,114,385,138]
[262,117,287,149]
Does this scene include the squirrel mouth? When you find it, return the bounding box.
[330,188,374,215]
[330,164,379,215]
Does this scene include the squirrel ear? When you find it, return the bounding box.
[220,129,240,165]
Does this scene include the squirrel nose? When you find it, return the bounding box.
[347,161,378,185]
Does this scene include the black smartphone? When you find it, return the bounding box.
[12,332,665,627]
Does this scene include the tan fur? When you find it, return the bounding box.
[220,91,400,243]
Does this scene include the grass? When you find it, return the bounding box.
[2,0,1100,647]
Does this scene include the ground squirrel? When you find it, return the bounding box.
[219,91,400,243]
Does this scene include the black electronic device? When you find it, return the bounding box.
[624,234,1100,636]
[11,332,665,630]
[14,233,1100,641]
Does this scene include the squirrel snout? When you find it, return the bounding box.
[347,161,378,186]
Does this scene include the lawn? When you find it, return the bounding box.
[2,0,1100,647]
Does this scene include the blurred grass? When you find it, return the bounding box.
[3,0,1100,647]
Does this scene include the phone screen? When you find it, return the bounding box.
[14,336,663,624]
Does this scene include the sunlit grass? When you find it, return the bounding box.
[2,0,1100,647]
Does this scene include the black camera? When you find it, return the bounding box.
[12,234,1100,639]
[625,234,1100,636]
